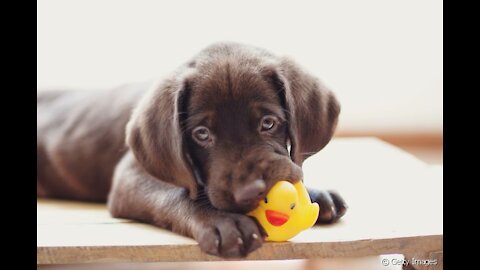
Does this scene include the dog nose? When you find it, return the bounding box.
[234,179,266,206]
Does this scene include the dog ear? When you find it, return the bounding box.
[125,72,198,199]
[264,58,341,166]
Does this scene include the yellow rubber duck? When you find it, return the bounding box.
[247,180,319,242]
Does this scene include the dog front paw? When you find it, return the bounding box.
[308,189,348,224]
[193,212,266,258]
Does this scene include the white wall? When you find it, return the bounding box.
[37,0,443,133]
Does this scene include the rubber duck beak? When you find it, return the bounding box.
[265,210,289,226]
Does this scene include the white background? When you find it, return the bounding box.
[37,0,443,134]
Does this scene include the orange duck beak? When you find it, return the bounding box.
[265,210,289,226]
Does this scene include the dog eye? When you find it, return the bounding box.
[260,115,277,132]
[192,126,210,142]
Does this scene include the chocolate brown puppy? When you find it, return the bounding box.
[37,42,347,258]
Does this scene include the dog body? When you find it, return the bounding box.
[37,42,346,257]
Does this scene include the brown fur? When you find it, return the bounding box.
[37,42,347,258]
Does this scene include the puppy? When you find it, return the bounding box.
[37,42,347,258]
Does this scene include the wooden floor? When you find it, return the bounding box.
[38,256,408,270]
[400,146,442,165]
[38,138,443,270]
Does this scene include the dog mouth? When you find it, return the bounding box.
[205,187,262,213]
[265,209,289,226]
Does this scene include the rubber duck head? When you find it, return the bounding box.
[250,181,299,227]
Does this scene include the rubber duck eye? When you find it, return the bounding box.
[290,203,296,209]
[264,197,268,204]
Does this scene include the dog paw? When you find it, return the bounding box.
[308,189,348,224]
[193,212,266,258]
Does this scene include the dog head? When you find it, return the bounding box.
[126,42,340,213]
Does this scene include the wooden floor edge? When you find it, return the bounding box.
[335,132,443,148]
[37,235,443,264]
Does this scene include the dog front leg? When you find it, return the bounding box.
[108,152,266,258]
